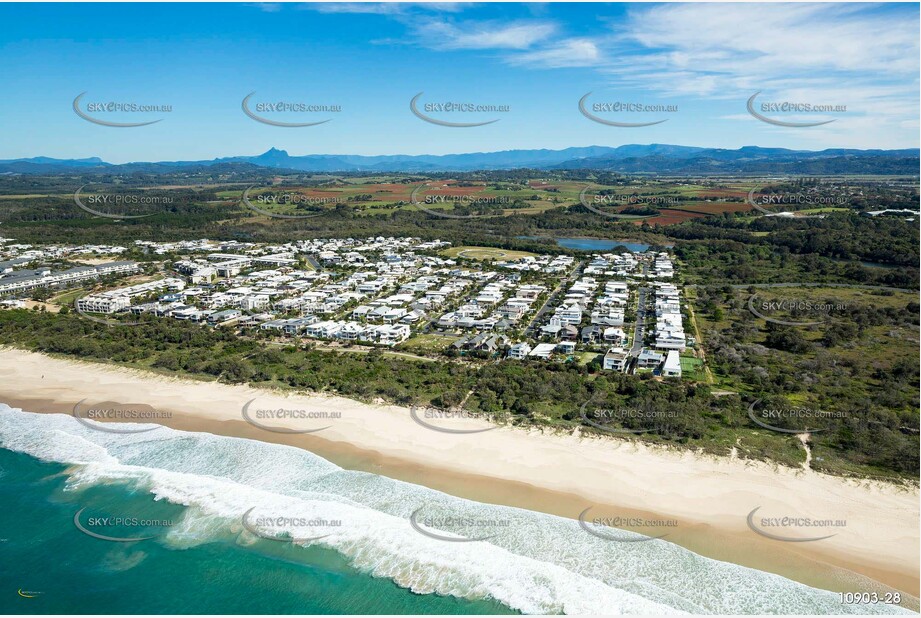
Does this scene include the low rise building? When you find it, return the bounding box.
[603,347,629,372]
[662,350,682,377]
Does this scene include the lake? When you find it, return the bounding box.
[518,236,657,252]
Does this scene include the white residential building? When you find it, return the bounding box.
[603,347,629,372]
[662,350,682,377]
[507,342,532,359]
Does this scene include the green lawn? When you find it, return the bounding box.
[441,246,537,261]
[50,288,88,307]
[679,355,703,380]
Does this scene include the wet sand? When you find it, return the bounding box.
[0,347,917,607]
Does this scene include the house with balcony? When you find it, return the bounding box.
[553,302,583,325]
[636,348,665,369]
[508,342,532,359]
[603,327,628,345]
[207,309,242,324]
[603,347,629,372]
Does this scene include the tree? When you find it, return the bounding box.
[764,325,810,353]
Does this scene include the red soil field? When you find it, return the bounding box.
[670,201,754,214]
[633,209,706,226]
[274,181,498,203]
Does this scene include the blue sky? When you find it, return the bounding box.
[0,2,917,162]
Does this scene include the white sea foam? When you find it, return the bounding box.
[0,404,911,615]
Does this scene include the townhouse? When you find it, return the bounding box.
[0,261,139,295]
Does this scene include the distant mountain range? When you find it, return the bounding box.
[1,144,918,175]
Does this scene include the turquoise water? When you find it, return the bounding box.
[0,447,514,615]
[518,237,652,252]
[0,405,912,615]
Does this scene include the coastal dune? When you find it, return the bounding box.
[0,347,917,603]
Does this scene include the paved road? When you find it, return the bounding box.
[629,286,648,357]
[524,260,584,336]
[304,255,322,271]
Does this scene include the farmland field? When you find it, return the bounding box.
[207,177,801,223]
[309,180,829,225]
[636,209,706,225]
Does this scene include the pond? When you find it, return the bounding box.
[518,236,663,252]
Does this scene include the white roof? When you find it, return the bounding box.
[664,350,681,371]
[529,343,557,356]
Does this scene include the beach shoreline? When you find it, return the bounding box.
[0,347,917,604]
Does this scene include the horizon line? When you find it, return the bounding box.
[4,143,920,167]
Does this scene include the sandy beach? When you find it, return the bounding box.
[0,346,917,603]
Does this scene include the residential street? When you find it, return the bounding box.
[629,286,648,357]
[523,259,584,337]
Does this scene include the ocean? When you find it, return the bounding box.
[0,404,911,615]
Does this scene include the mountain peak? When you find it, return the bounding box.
[258,147,289,157]
[1,145,917,175]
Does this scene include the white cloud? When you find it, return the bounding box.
[414,19,557,50]
[301,2,919,147]
[575,3,918,146]
[307,2,469,15]
[248,3,282,13]
[511,38,601,68]
[624,3,918,76]
[609,4,919,96]
[308,3,408,15]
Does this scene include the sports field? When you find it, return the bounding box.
[440,246,537,261]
